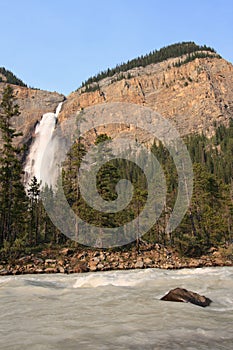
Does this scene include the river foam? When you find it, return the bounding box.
[0,267,232,349]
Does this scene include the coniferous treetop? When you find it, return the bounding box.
[0,67,27,87]
[78,41,219,91]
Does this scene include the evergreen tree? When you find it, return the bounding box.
[0,67,27,87]
[40,184,55,243]
[62,137,87,241]
[77,42,219,91]
[27,176,40,244]
[0,85,28,245]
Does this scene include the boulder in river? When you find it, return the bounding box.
[160,287,212,307]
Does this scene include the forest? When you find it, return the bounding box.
[78,41,219,92]
[0,85,232,258]
[0,67,27,87]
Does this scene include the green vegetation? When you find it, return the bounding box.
[0,86,28,245]
[78,42,218,92]
[26,122,233,255]
[173,51,221,68]
[149,122,233,256]
[0,67,27,87]
[0,86,232,258]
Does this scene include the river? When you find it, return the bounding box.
[0,267,232,349]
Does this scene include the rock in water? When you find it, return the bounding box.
[160,288,212,307]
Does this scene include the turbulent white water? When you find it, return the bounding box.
[0,267,232,349]
[24,102,63,187]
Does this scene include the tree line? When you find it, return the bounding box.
[0,85,232,256]
[78,41,217,91]
[172,51,221,68]
[150,130,233,256]
[0,67,27,87]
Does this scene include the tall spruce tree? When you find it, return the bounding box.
[27,176,40,244]
[0,85,28,245]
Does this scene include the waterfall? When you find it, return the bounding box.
[24,102,63,188]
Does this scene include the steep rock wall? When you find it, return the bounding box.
[0,83,65,146]
[59,56,233,141]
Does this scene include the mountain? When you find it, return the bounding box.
[78,41,218,88]
[59,48,233,141]
[0,42,233,258]
[0,76,65,147]
[0,67,27,87]
[0,42,233,147]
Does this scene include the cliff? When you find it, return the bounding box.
[0,83,65,146]
[1,49,233,149]
[59,54,233,141]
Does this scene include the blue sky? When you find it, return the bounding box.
[1,0,233,95]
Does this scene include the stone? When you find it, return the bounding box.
[18,256,30,263]
[212,250,221,257]
[77,252,88,260]
[97,263,104,270]
[45,259,57,268]
[89,264,97,272]
[89,257,100,271]
[212,258,222,266]
[93,251,100,257]
[45,259,57,264]
[44,267,57,274]
[118,263,125,269]
[135,260,144,269]
[58,265,65,273]
[58,259,65,266]
[161,288,212,307]
[73,263,88,273]
[208,247,218,254]
[59,248,73,256]
[32,257,44,265]
[144,257,153,265]
[99,253,106,260]
[92,257,100,264]
[162,263,174,269]
[12,266,22,275]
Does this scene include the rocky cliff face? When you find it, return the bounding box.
[59,54,233,140]
[1,53,233,150]
[0,83,65,146]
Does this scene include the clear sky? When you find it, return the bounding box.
[1,0,233,95]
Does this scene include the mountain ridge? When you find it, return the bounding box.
[0,42,222,94]
[0,67,27,87]
[78,41,219,91]
[59,54,233,142]
[0,41,233,148]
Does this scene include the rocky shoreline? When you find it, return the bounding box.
[0,244,232,276]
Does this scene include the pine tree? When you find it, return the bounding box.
[62,137,87,241]
[27,176,40,244]
[40,184,55,243]
[0,85,28,245]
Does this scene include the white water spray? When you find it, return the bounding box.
[24,102,63,188]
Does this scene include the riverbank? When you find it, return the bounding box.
[0,243,232,276]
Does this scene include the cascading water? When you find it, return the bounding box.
[0,267,233,350]
[24,102,63,188]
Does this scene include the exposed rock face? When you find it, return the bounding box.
[1,54,233,153]
[0,83,65,146]
[59,55,233,140]
[160,287,212,307]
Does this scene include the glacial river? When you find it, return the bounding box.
[0,267,232,349]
